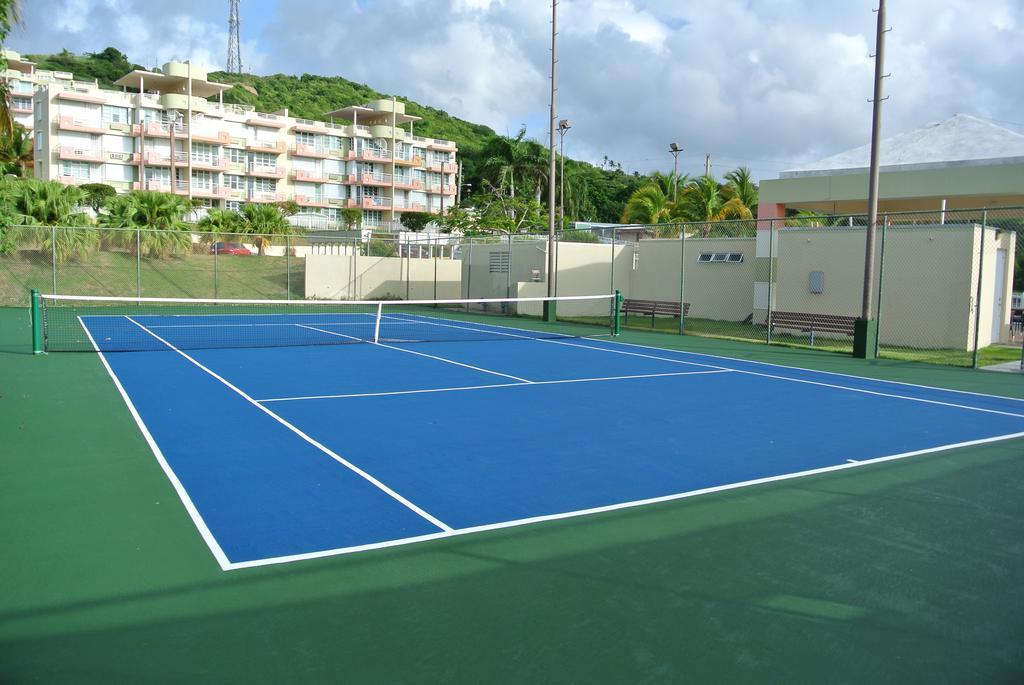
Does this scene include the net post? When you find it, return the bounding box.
[543,297,557,323]
[613,289,622,336]
[286,234,292,301]
[971,209,988,369]
[373,301,383,343]
[30,289,43,354]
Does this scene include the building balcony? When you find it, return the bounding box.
[426,161,457,173]
[393,201,426,213]
[191,183,230,199]
[11,103,32,114]
[105,151,134,164]
[248,191,287,203]
[58,175,91,186]
[393,154,424,167]
[355,148,392,162]
[57,115,105,134]
[294,194,332,208]
[359,172,392,186]
[245,139,286,154]
[56,88,107,105]
[57,146,104,163]
[292,169,330,183]
[327,172,357,184]
[191,129,231,145]
[292,120,330,134]
[132,151,188,167]
[132,180,175,192]
[290,143,330,159]
[247,164,286,179]
[393,177,422,190]
[353,124,371,137]
[348,197,392,209]
[427,138,457,152]
[247,112,287,129]
[131,121,187,138]
[190,154,230,172]
[225,187,247,201]
[427,184,457,196]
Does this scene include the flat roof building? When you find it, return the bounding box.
[31,59,458,230]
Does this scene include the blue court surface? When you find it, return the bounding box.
[80,312,1024,571]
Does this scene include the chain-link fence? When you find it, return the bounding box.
[2,208,1021,368]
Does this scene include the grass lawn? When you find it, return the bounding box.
[0,248,304,305]
[569,314,1024,369]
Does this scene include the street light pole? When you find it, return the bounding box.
[546,0,558,307]
[558,119,571,229]
[669,142,682,202]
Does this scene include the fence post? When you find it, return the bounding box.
[286,234,291,300]
[50,226,57,294]
[213,238,219,299]
[613,289,622,336]
[433,233,438,304]
[31,288,42,354]
[874,214,887,358]
[135,228,142,300]
[506,233,512,300]
[766,219,775,344]
[972,209,988,369]
[465,238,473,307]
[553,231,559,298]
[678,226,686,334]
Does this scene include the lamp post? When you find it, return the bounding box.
[668,142,682,202]
[558,119,571,229]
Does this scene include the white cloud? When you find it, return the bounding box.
[10,0,1024,181]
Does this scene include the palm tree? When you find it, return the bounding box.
[238,202,290,254]
[102,191,193,257]
[722,167,759,217]
[619,184,673,225]
[482,127,531,199]
[0,123,32,176]
[2,179,97,262]
[676,175,753,236]
[650,171,689,202]
[197,207,243,239]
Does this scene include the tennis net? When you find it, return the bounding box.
[34,292,620,352]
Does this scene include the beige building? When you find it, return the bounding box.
[2,49,80,131]
[30,59,458,230]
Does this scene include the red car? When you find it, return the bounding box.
[210,242,253,255]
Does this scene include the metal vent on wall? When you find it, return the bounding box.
[697,252,744,263]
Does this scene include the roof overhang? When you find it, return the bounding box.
[114,69,232,98]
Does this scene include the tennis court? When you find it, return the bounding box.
[36,292,1024,571]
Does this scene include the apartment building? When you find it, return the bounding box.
[2,50,81,130]
[31,59,458,229]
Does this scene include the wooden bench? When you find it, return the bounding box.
[622,299,690,327]
[769,311,857,345]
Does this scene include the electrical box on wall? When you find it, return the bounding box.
[809,271,824,294]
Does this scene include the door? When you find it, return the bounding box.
[992,249,1007,343]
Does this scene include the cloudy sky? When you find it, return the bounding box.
[10,0,1024,180]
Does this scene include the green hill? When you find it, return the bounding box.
[25,47,647,222]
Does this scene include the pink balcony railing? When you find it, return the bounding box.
[294,194,331,207]
[247,164,285,178]
[57,115,104,134]
[292,169,329,183]
[359,172,391,186]
[290,143,330,158]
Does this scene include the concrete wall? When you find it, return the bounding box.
[305,254,461,300]
[629,237,758,322]
[461,241,548,299]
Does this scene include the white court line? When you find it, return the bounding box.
[296,323,533,383]
[224,429,1024,570]
[77,316,233,572]
[385,315,1024,419]
[123,316,453,535]
[257,369,732,403]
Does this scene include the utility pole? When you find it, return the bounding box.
[855,0,890,359]
[669,142,682,202]
[558,119,571,228]
[227,0,243,74]
[545,0,558,318]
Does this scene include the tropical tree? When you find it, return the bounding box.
[238,202,290,254]
[0,123,32,176]
[101,191,193,257]
[481,126,536,199]
[79,183,117,213]
[675,175,752,236]
[722,167,759,216]
[399,212,435,233]
[340,207,362,231]
[5,178,91,226]
[619,184,673,225]
[196,207,243,243]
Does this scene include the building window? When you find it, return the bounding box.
[253,178,276,193]
[36,135,43,152]
[362,210,383,226]
[696,252,744,263]
[11,96,31,110]
[102,105,130,124]
[225,200,241,212]
[226,148,246,164]
[296,131,317,147]
[251,152,276,168]
[60,160,91,181]
[224,174,245,190]
[325,135,342,150]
